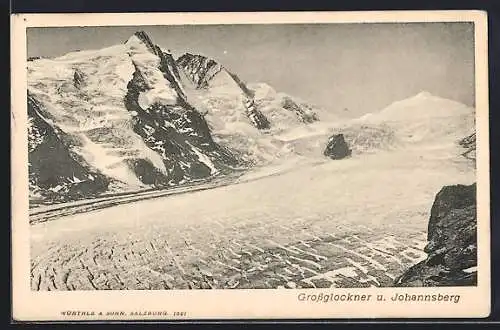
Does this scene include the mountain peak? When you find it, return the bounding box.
[125,30,158,54]
[133,31,154,44]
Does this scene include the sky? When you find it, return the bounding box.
[27,23,475,117]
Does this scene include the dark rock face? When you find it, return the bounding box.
[243,98,270,130]
[324,134,352,159]
[73,69,85,88]
[28,93,109,202]
[460,132,476,161]
[125,34,241,186]
[395,183,477,287]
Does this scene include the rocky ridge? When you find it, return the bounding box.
[123,32,241,185]
[27,31,322,204]
[177,53,270,130]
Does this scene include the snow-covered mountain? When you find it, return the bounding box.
[174,52,322,164]
[27,31,323,203]
[26,30,475,204]
[271,90,475,158]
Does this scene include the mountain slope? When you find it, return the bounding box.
[27,31,327,203]
[354,91,474,146]
[123,33,241,184]
[28,93,110,203]
[27,31,243,203]
[175,53,322,164]
[177,53,271,130]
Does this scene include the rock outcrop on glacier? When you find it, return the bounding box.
[395,183,477,286]
[323,134,351,159]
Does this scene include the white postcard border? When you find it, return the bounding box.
[11,11,490,321]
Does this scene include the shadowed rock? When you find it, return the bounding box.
[177,53,222,89]
[459,132,476,161]
[28,93,110,202]
[73,69,85,88]
[324,134,352,160]
[395,183,477,287]
[243,98,270,130]
[281,96,319,123]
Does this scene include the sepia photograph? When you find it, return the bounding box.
[11,11,490,320]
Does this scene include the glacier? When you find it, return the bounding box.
[26,30,477,290]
